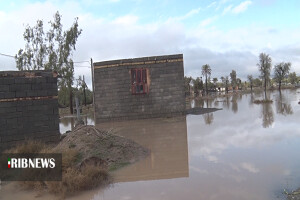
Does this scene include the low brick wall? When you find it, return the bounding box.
[93,54,185,122]
[0,71,60,151]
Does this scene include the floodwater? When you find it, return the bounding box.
[89,89,300,200]
[59,114,94,134]
[1,89,300,200]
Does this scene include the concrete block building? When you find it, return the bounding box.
[93,54,185,122]
[0,71,60,151]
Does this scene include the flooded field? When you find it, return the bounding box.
[88,89,300,200]
[1,89,300,200]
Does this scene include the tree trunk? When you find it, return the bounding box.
[250,84,253,91]
[205,75,208,95]
[83,85,86,106]
[278,81,281,91]
[264,77,267,93]
[69,85,73,114]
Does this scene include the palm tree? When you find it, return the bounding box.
[201,64,211,95]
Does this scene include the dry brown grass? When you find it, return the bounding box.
[5,140,111,198]
[4,140,47,153]
[46,165,110,198]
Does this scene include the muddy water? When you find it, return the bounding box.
[59,114,94,134]
[92,89,300,200]
[1,89,300,200]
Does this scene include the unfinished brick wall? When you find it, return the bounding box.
[0,71,59,151]
[93,54,185,122]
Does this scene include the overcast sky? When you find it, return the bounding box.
[0,0,300,88]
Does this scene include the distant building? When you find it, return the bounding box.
[92,54,185,122]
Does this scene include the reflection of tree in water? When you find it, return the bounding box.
[214,99,219,107]
[195,99,204,108]
[223,96,230,109]
[261,102,274,128]
[249,92,255,107]
[276,91,293,116]
[205,99,214,108]
[231,94,238,113]
[203,113,214,125]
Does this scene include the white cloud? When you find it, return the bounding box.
[222,4,233,15]
[0,0,300,89]
[168,7,202,21]
[113,15,139,25]
[232,0,252,14]
[222,1,252,15]
[200,16,218,27]
[207,1,217,8]
[241,162,260,173]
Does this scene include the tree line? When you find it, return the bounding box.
[185,53,299,96]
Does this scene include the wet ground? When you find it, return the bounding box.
[1,89,300,200]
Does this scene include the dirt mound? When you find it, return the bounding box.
[55,125,150,171]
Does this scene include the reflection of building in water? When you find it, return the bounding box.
[96,116,189,182]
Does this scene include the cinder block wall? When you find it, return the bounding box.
[0,71,60,151]
[93,54,185,122]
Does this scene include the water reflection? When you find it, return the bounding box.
[261,101,274,128]
[55,89,300,200]
[96,116,189,182]
[59,114,94,133]
[231,94,238,113]
[203,113,214,125]
[2,90,300,200]
[223,96,230,109]
[276,91,293,116]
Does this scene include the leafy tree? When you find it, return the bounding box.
[230,70,237,88]
[274,62,291,90]
[257,53,272,94]
[212,77,218,88]
[15,11,82,114]
[253,78,262,87]
[184,76,193,94]
[247,75,253,91]
[193,77,203,95]
[288,72,298,85]
[201,64,211,94]
[221,76,229,93]
[220,76,225,87]
[236,78,241,89]
[76,75,88,106]
[199,79,204,91]
[225,76,229,93]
